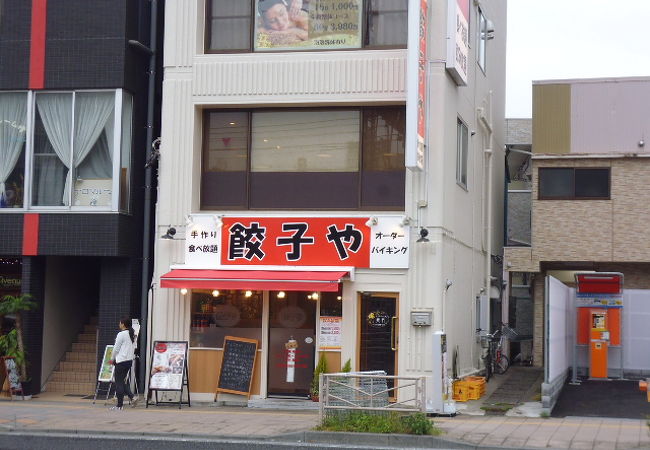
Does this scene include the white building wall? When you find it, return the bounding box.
[153,0,507,386]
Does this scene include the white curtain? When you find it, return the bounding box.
[36,94,73,204]
[73,92,114,174]
[0,93,27,202]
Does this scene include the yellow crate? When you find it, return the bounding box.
[467,384,486,400]
[453,380,469,402]
[464,376,486,387]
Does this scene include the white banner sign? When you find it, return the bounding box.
[319,316,342,350]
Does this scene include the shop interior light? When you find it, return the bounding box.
[365,216,378,227]
[311,292,319,300]
[245,290,253,298]
[277,291,286,299]
[336,296,342,301]
[180,288,188,295]
[212,290,220,297]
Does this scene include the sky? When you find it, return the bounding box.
[506,0,650,118]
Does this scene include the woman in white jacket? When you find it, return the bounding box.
[109,317,137,410]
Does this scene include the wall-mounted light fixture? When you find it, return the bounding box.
[180,288,188,295]
[161,227,176,239]
[365,216,378,227]
[399,215,411,227]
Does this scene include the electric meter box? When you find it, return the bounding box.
[411,310,432,327]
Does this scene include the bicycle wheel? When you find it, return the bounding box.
[483,352,492,381]
[495,355,510,374]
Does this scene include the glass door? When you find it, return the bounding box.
[359,293,398,390]
[267,291,316,397]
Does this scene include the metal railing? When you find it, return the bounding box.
[319,372,427,422]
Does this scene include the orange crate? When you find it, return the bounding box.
[453,380,469,402]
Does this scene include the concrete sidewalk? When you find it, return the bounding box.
[1,394,648,449]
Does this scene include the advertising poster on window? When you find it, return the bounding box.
[149,341,188,390]
[319,316,342,350]
[98,345,115,382]
[254,0,362,51]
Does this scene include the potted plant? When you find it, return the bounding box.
[0,330,26,398]
[310,353,328,402]
[341,358,352,373]
[0,294,37,396]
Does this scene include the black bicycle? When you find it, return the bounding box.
[480,326,510,381]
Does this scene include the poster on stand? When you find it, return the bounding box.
[98,345,115,382]
[149,341,188,390]
[319,316,342,350]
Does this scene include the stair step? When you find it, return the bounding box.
[59,361,96,372]
[46,381,95,395]
[50,371,96,383]
[71,342,95,353]
[77,333,96,343]
[84,324,97,333]
[65,351,95,362]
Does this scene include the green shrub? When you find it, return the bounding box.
[341,358,352,373]
[310,353,329,398]
[317,411,440,435]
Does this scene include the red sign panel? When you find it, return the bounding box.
[221,217,370,267]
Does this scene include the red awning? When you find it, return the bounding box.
[160,269,347,292]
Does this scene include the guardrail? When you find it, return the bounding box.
[319,372,427,422]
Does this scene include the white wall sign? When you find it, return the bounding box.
[446,0,469,86]
[184,215,221,268]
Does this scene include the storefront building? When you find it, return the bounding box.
[0,0,161,394]
[152,0,506,402]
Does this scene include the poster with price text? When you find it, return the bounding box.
[255,0,362,51]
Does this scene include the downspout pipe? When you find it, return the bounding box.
[135,0,158,391]
[478,91,493,325]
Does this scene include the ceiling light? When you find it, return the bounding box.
[311,292,319,300]
[212,290,220,297]
[336,296,342,301]
[277,291,286,299]
[180,288,188,295]
[245,290,253,298]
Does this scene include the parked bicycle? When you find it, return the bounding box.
[478,324,511,381]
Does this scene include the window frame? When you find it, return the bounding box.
[477,7,487,73]
[200,106,406,211]
[0,89,131,213]
[456,117,469,190]
[204,0,409,54]
[538,167,611,200]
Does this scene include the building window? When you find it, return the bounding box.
[190,289,263,348]
[0,90,132,211]
[456,118,468,189]
[538,168,610,200]
[477,8,487,72]
[201,106,405,210]
[206,0,408,53]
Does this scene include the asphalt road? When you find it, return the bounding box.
[0,432,438,450]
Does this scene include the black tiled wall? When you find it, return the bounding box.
[0,1,31,89]
[21,256,46,393]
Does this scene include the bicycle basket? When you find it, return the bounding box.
[501,325,519,339]
[480,335,490,348]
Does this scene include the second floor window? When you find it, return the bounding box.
[456,118,469,188]
[201,106,405,210]
[0,90,132,211]
[206,0,408,53]
[538,168,610,200]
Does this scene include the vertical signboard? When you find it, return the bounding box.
[406,0,428,170]
[446,0,469,85]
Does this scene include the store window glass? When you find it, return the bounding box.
[190,289,263,348]
[120,93,133,212]
[0,93,27,208]
[319,291,342,317]
[456,118,468,188]
[207,0,252,51]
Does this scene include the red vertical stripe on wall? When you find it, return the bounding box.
[23,214,40,256]
[29,0,47,89]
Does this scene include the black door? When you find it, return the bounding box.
[359,294,397,387]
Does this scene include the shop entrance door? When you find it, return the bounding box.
[267,291,316,398]
[359,293,398,388]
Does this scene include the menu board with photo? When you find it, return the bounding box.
[98,345,115,382]
[254,0,362,51]
[149,341,188,391]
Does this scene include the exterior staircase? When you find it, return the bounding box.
[46,318,98,395]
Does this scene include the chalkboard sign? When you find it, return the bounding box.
[216,336,258,397]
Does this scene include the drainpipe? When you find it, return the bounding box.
[129,0,158,391]
[478,91,493,324]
